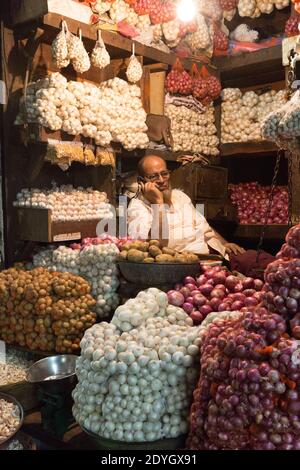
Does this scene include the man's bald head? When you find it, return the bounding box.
[137,155,167,177]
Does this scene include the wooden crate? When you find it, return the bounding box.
[170,164,228,202]
[17,208,107,243]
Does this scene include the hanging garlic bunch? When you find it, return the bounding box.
[68,29,90,74]
[91,31,110,69]
[126,44,143,83]
[237,0,256,17]
[51,21,70,69]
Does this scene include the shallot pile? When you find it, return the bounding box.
[0,268,96,353]
[168,266,263,325]
[229,182,289,225]
[33,243,120,319]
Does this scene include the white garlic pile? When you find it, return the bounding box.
[126,55,143,83]
[33,244,119,319]
[13,185,112,222]
[230,24,259,43]
[91,33,110,69]
[16,73,149,151]
[165,103,219,156]
[72,288,202,442]
[136,14,151,32]
[109,0,131,23]
[186,14,211,52]
[221,87,287,143]
[162,20,180,44]
[237,0,256,17]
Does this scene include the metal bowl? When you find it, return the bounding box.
[26,355,77,394]
[81,426,186,450]
[118,261,201,285]
[0,393,24,448]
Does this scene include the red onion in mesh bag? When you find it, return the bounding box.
[213,29,229,52]
[285,17,300,38]
[219,0,238,10]
[186,308,300,450]
[132,0,151,15]
[206,76,222,100]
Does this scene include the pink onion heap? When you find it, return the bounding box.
[167,265,263,325]
[229,182,288,225]
[285,17,300,38]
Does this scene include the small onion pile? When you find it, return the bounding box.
[13,185,112,222]
[0,268,96,353]
[32,243,120,319]
[70,235,132,251]
[186,306,300,450]
[72,288,202,442]
[15,73,149,151]
[222,87,287,143]
[168,265,263,325]
[165,103,219,156]
[262,224,300,328]
[229,182,289,225]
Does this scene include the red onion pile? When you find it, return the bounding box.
[229,182,289,225]
[186,307,300,450]
[132,0,151,15]
[161,0,176,22]
[148,0,163,24]
[213,29,229,52]
[285,17,300,37]
[167,265,263,325]
[263,224,300,335]
[165,66,192,95]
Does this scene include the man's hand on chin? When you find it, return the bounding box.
[141,182,163,204]
[224,243,246,256]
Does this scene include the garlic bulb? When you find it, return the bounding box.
[186,14,210,51]
[72,288,202,441]
[165,103,219,156]
[51,26,70,69]
[126,55,143,83]
[162,20,180,43]
[238,0,256,17]
[91,33,110,69]
[109,0,130,22]
[256,0,274,14]
[93,0,111,15]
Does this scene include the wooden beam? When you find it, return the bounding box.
[220,141,278,157]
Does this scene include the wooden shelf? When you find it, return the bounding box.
[215,45,284,87]
[234,224,288,240]
[41,13,207,71]
[220,141,278,157]
[17,208,105,242]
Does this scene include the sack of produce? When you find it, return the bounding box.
[165,58,192,95]
[91,30,110,69]
[278,90,300,139]
[185,13,211,52]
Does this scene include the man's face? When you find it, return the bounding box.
[142,158,170,192]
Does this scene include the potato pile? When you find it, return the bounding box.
[118,240,199,264]
[0,268,96,353]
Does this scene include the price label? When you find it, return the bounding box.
[53,232,81,242]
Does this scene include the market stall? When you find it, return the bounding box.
[1,0,300,452]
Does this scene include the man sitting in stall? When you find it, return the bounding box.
[127,155,274,276]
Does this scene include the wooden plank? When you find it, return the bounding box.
[40,13,210,71]
[220,141,278,157]
[234,224,289,240]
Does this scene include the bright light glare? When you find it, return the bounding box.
[177,0,197,23]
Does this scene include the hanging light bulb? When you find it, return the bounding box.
[177,0,197,22]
